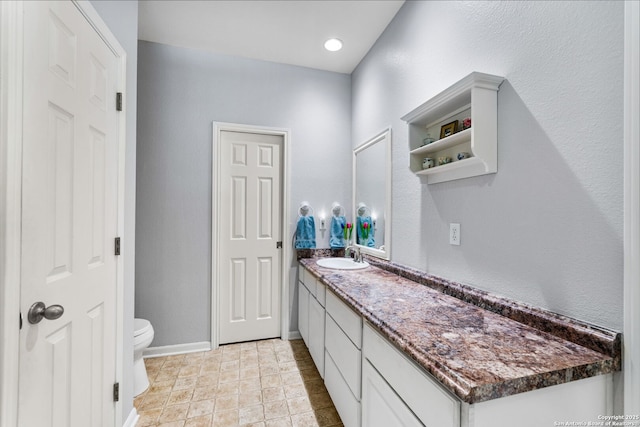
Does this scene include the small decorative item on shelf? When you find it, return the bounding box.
[422,157,435,169]
[438,156,452,166]
[422,133,435,146]
[462,117,471,130]
[440,120,458,139]
[457,152,471,160]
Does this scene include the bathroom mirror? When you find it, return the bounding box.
[353,128,392,260]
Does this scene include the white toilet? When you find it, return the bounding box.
[133,318,154,396]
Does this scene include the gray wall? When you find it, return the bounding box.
[89,0,138,423]
[136,41,352,346]
[137,0,624,351]
[352,1,624,331]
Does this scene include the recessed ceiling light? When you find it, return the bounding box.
[324,38,343,52]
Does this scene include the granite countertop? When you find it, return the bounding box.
[299,257,621,404]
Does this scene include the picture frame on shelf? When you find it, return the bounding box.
[440,120,458,139]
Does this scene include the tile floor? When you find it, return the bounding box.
[134,339,344,427]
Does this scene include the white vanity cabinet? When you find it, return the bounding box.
[363,323,460,427]
[297,275,309,345]
[461,374,613,427]
[298,263,615,427]
[298,267,325,378]
[308,280,326,377]
[363,322,614,427]
[361,360,423,427]
[324,290,363,427]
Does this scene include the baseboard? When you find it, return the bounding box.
[122,407,139,427]
[288,331,302,340]
[144,341,212,359]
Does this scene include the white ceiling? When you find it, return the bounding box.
[138,0,405,74]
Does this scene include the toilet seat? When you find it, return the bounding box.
[134,318,152,337]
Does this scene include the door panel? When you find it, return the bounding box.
[19,2,119,426]
[257,257,274,319]
[48,324,72,427]
[88,127,106,267]
[230,258,247,321]
[219,130,282,344]
[231,176,247,238]
[46,103,75,282]
[258,178,273,238]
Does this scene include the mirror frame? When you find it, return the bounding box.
[352,127,392,260]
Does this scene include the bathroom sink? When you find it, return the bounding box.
[316,258,369,270]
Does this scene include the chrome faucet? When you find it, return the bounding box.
[346,245,363,263]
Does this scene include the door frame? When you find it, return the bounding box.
[624,0,640,416]
[211,122,291,349]
[0,1,127,425]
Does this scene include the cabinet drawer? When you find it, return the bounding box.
[325,350,360,427]
[326,291,362,348]
[302,265,312,285]
[298,281,309,345]
[325,315,361,399]
[316,280,326,307]
[302,267,317,298]
[300,266,308,288]
[363,323,460,427]
[362,360,423,427]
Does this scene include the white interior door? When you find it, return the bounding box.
[219,130,283,344]
[18,1,119,426]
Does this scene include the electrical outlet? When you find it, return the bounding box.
[450,223,460,245]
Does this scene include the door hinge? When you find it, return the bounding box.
[19,312,23,330]
[113,382,120,402]
[116,92,123,111]
[276,241,283,249]
[114,237,121,256]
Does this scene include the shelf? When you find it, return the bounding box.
[410,128,471,156]
[416,157,482,176]
[416,157,489,184]
[402,72,504,184]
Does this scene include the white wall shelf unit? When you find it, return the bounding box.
[402,72,504,184]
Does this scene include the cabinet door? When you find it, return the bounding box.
[325,315,362,399]
[298,281,309,345]
[308,296,325,378]
[326,291,362,348]
[325,351,360,427]
[363,323,459,427]
[362,361,423,427]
